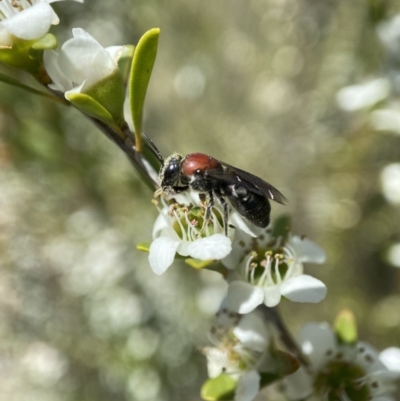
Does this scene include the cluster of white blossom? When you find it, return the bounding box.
[203,310,273,401]
[148,194,400,401]
[200,302,400,401]
[283,323,400,401]
[0,0,126,127]
[149,193,328,311]
[0,0,82,48]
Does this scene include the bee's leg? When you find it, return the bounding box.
[202,191,214,221]
[197,191,214,236]
[199,192,207,206]
[214,190,228,236]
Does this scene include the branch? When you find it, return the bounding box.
[48,88,160,191]
[257,304,310,367]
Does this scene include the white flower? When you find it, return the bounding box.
[380,163,400,205]
[234,371,261,401]
[284,323,400,401]
[44,28,123,93]
[148,193,258,275]
[336,78,390,112]
[204,312,270,401]
[0,0,82,48]
[225,231,327,313]
[371,107,400,135]
[379,347,400,373]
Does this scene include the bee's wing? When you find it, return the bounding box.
[206,162,288,205]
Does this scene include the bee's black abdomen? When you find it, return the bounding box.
[224,184,271,228]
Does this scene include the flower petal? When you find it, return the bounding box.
[167,192,199,206]
[186,234,232,260]
[205,348,232,378]
[227,281,264,314]
[263,285,282,307]
[283,367,313,400]
[222,228,253,270]
[59,29,104,83]
[380,347,400,373]
[357,341,384,372]
[89,48,118,85]
[2,3,54,40]
[152,208,174,239]
[298,323,336,369]
[367,370,400,397]
[148,237,180,275]
[233,313,269,352]
[280,274,327,303]
[290,236,326,264]
[44,49,73,92]
[65,80,86,96]
[105,45,124,63]
[176,240,191,257]
[235,370,260,401]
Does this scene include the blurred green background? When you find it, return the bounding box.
[1,0,400,400]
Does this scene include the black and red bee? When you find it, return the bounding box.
[145,136,287,235]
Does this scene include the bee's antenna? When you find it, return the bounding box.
[143,133,164,165]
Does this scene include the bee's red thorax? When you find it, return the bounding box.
[181,153,220,175]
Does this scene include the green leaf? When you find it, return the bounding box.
[201,374,237,401]
[334,309,358,345]
[185,258,213,269]
[84,70,125,126]
[272,214,291,240]
[0,37,41,75]
[31,33,57,50]
[129,28,160,152]
[66,92,116,127]
[136,242,150,252]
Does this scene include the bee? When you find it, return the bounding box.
[145,135,287,235]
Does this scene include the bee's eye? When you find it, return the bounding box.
[162,161,181,187]
[166,164,177,174]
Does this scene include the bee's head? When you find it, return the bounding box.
[159,153,182,190]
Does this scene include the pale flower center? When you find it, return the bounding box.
[314,360,370,401]
[313,344,382,401]
[242,241,297,287]
[207,323,260,375]
[168,203,225,241]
